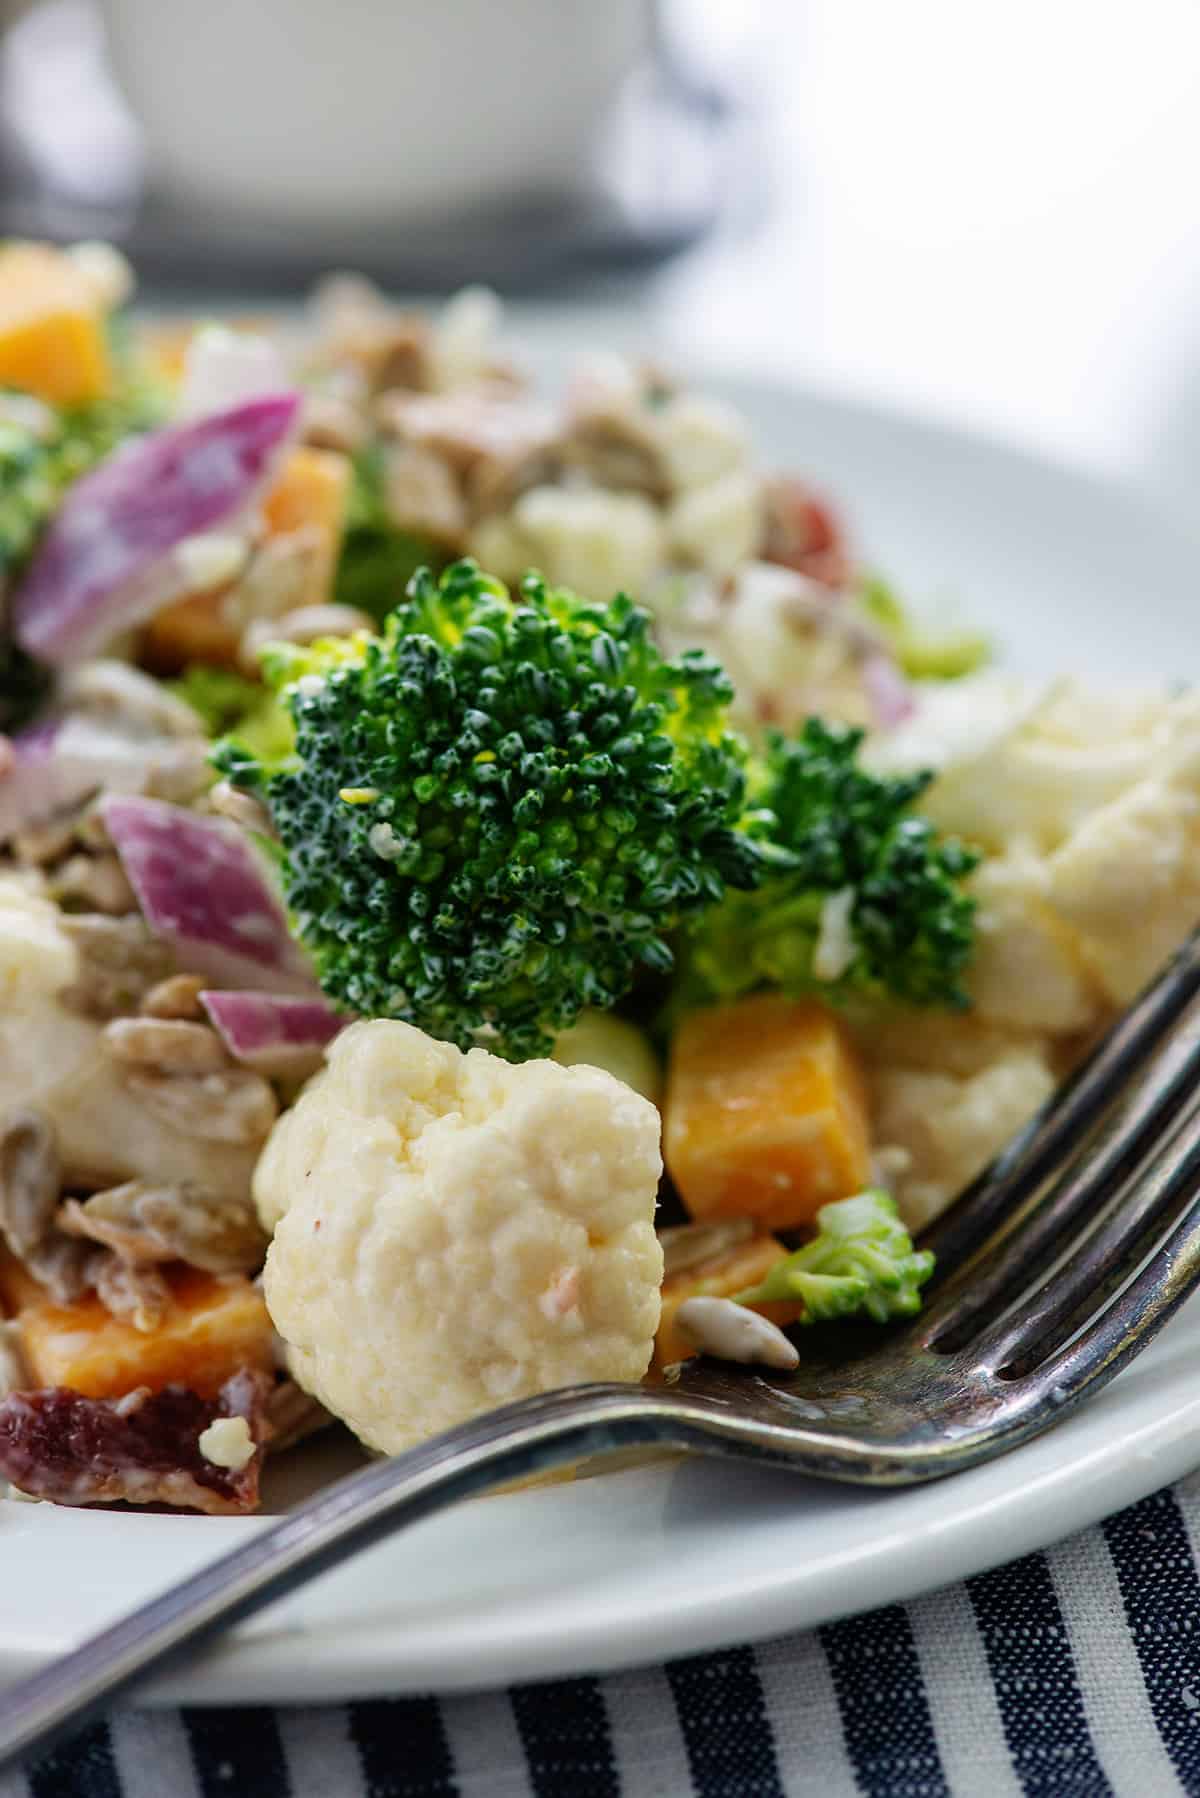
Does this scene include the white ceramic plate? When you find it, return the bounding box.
[4,374,1200,1705]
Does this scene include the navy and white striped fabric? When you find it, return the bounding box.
[6,1473,1200,1798]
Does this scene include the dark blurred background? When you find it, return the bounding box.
[2,0,1199,499]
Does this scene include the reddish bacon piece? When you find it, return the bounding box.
[761,477,851,589]
[0,1367,272,1514]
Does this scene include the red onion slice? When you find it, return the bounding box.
[102,795,316,994]
[13,393,301,665]
[201,989,344,1078]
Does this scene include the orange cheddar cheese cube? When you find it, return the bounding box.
[0,242,112,406]
[664,994,872,1231]
[17,1269,274,1399]
[655,1233,800,1369]
[140,589,241,673]
[261,445,351,606]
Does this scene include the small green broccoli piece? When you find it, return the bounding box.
[734,1189,934,1323]
[858,573,990,681]
[684,718,978,1011]
[213,559,760,1059]
[333,442,442,625]
[168,666,263,737]
[167,665,297,768]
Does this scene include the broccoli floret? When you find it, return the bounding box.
[213,559,759,1059]
[684,718,978,1011]
[858,573,990,681]
[734,1189,934,1323]
[333,442,442,625]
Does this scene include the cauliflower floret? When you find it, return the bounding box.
[655,394,751,493]
[854,1009,1057,1228]
[868,673,1200,1042]
[868,675,1189,855]
[665,467,764,578]
[870,1040,1057,1231]
[655,562,875,733]
[470,484,664,600]
[255,1020,663,1455]
[966,847,1103,1034]
[0,878,264,1196]
[1046,773,1200,1005]
[428,284,503,392]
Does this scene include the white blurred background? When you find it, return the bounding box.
[4,0,1200,504]
[644,0,1200,502]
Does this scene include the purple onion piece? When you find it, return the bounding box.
[0,715,170,845]
[201,989,344,1077]
[13,393,301,665]
[102,795,316,994]
[861,651,916,729]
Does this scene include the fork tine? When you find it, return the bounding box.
[919,923,1200,1280]
[969,1087,1200,1373]
[1020,1185,1200,1406]
[919,995,1200,1348]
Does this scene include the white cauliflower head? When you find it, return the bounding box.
[255,1019,664,1455]
[871,1040,1057,1232]
[469,484,664,601]
[867,674,1200,856]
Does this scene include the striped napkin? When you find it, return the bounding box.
[4,1474,1199,1797]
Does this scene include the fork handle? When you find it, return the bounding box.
[0,1383,696,1773]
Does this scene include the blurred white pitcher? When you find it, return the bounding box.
[98,0,649,224]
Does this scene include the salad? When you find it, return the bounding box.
[0,241,1185,1512]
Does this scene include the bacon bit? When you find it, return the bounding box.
[0,1367,273,1513]
[762,478,851,589]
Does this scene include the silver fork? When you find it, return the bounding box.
[7,931,1200,1770]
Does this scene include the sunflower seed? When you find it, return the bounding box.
[59,915,174,1019]
[50,852,137,916]
[0,1321,29,1399]
[658,1216,754,1278]
[675,1296,800,1370]
[139,974,207,1021]
[103,1017,229,1076]
[122,1069,279,1145]
[89,1254,170,1333]
[0,1111,60,1258]
[12,812,80,868]
[264,1380,335,1453]
[209,781,276,837]
[238,603,372,673]
[20,1236,98,1306]
[59,661,206,742]
[61,1181,268,1275]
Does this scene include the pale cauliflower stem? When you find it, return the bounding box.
[255,1020,663,1456]
[0,880,261,1194]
